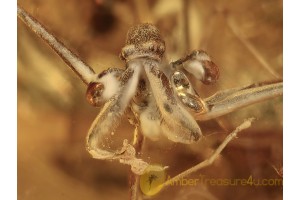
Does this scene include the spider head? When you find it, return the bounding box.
[120,23,165,62]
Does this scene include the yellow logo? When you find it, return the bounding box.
[139,165,166,196]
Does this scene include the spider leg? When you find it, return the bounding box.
[86,60,148,174]
[144,60,201,144]
[17,5,96,85]
[197,81,283,121]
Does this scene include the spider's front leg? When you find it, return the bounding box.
[86,66,134,150]
[144,61,202,144]
[86,61,150,174]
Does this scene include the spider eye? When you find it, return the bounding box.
[86,82,104,107]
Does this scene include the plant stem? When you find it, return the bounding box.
[129,126,145,200]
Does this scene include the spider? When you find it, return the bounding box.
[17,3,282,187]
[84,23,220,164]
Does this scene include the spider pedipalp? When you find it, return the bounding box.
[172,50,220,85]
[86,68,124,107]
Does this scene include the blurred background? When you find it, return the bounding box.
[17,0,282,199]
